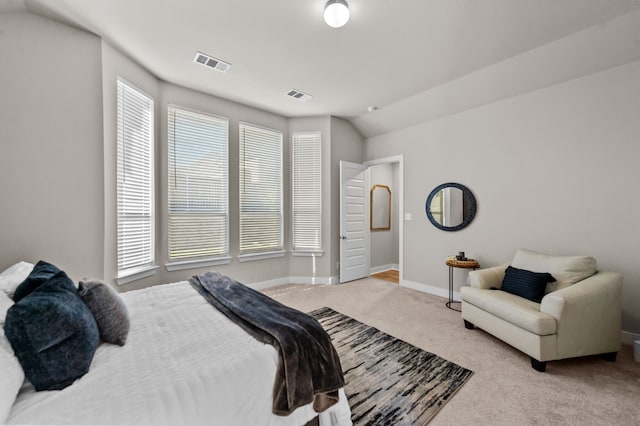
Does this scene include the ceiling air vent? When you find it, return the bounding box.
[286,89,312,102]
[193,51,231,73]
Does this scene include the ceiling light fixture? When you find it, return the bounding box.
[324,0,350,28]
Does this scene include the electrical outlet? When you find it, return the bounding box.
[404,213,412,221]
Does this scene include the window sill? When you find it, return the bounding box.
[116,265,159,286]
[291,250,324,257]
[165,256,232,272]
[238,250,286,263]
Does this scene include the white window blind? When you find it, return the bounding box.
[292,132,322,252]
[239,122,283,254]
[167,106,229,261]
[116,79,154,276]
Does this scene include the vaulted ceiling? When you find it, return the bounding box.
[16,0,640,137]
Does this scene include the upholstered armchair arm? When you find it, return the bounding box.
[540,271,622,358]
[467,263,509,289]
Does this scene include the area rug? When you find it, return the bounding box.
[309,307,473,425]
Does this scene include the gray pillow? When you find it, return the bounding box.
[78,279,129,346]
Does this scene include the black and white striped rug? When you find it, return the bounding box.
[309,307,473,425]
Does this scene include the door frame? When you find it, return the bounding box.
[363,155,404,284]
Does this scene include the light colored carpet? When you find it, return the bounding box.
[264,278,640,425]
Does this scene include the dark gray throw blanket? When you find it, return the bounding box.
[189,272,345,416]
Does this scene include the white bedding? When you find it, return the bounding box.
[7,281,351,426]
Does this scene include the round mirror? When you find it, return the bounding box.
[425,182,477,231]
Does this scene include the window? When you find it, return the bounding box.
[292,132,322,253]
[167,106,229,265]
[116,79,155,280]
[239,122,283,257]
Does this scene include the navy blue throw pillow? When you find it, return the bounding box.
[4,270,100,391]
[12,260,61,303]
[501,266,555,303]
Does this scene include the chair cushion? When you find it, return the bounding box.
[461,286,557,336]
[511,249,597,293]
[501,266,555,303]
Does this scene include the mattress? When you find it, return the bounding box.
[7,281,352,426]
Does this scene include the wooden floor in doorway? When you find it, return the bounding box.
[370,269,399,284]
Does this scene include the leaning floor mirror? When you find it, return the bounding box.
[371,184,391,231]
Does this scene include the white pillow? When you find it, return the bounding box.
[0,292,13,325]
[0,328,24,423]
[0,262,34,298]
[511,249,597,293]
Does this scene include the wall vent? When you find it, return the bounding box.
[286,89,312,102]
[194,52,231,73]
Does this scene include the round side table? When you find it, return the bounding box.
[445,258,480,312]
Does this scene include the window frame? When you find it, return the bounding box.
[115,78,157,285]
[165,104,231,271]
[291,131,323,256]
[238,121,284,261]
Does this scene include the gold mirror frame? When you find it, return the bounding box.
[370,184,391,231]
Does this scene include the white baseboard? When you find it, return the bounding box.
[622,330,638,346]
[248,277,291,290]
[370,264,399,275]
[249,275,339,290]
[288,276,340,285]
[400,279,454,300]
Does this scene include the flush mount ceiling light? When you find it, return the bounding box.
[324,0,350,28]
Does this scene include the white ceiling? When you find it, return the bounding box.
[18,0,640,137]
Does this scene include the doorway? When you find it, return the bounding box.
[368,159,401,284]
[339,155,404,284]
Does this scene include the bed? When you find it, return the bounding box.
[0,263,352,426]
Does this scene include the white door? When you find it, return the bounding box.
[340,161,370,283]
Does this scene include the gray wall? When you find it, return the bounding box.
[104,63,294,291]
[1,12,361,291]
[391,163,400,268]
[0,12,104,282]
[330,117,364,278]
[364,59,640,333]
[369,163,399,270]
[101,41,160,290]
[8,10,635,338]
[288,117,332,280]
[154,82,290,289]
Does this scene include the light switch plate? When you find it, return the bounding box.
[404,213,412,221]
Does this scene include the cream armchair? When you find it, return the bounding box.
[460,249,622,372]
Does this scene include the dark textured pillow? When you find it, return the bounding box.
[4,270,99,391]
[79,278,130,346]
[501,266,555,303]
[12,260,60,303]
